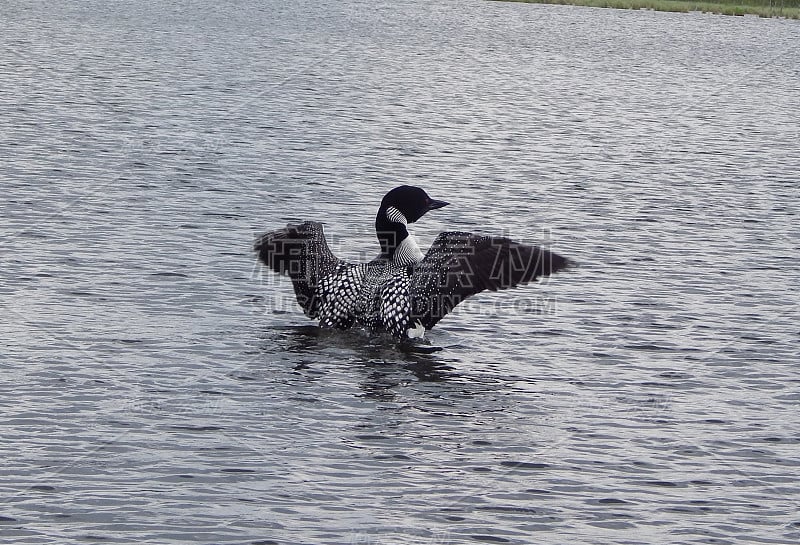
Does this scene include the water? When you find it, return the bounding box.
[2,0,799,543]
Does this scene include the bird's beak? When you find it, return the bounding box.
[428,199,449,210]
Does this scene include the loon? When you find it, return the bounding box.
[254,185,571,339]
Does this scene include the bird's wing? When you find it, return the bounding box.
[254,221,341,318]
[409,231,572,330]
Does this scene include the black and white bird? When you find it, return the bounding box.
[255,185,571,339]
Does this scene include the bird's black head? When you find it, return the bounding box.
[378,185,449,225]
[375,185,449,258]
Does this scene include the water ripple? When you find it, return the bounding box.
[2,1,799,544]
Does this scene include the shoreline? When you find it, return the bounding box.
[489,0,800,19]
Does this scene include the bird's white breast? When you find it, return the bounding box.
[394,234,425,266]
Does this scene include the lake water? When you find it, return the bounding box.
[2,1,799,543]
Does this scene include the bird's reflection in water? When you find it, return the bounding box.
[261,324,460,399]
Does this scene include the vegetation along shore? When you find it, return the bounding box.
[490,0,800,19]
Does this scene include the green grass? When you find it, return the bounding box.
[490,0,800,19]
